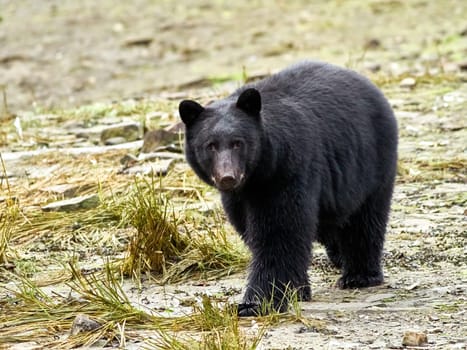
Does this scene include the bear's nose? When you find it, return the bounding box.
[218,175,237,190]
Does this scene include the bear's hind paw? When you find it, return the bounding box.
[336,273,383,289]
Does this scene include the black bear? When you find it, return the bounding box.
[179,61,398,317]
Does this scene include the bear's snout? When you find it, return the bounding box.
[217,174,238,191]
[212,149,243,191]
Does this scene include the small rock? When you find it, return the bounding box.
[427,327,442,333]
[63,120,86,130]
[458,61,467,71]
[100,122,141,144]
[123,36,153,47]
[120,153,139,167]
[104,136,128,145]
[141,129,180,153]
[406,281,420,290]
[402,331,428,347]
[71,314,101,335]
[296,325,319,334]
[400,77,416,88]
[364,62,381,73]
[112,22,124,33]
[42,194,99,212]
[364,38,381,49]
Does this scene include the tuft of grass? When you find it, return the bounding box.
[115,174,248,283]
[120,176,186,279]
[163,210,248,283]
[67,260,156,325]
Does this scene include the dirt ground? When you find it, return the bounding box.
[1,0,466,349]
[1,0,465,113]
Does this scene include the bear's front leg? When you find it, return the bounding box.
[238,250,312,317]
[237,196,315,317]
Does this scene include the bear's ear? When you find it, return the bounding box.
[179,100,205,126]
[236,88,261,117]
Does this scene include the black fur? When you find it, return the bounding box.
[179,61,398,317]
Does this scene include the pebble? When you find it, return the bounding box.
[363,62,381,73]
[120,153,139,167]
[123,36,153,47]
[399,77,416,88]
[458,61,467,71]
[71,313,101,335]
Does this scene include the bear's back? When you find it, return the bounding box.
[249,61,390,122]
[243,60,396,153]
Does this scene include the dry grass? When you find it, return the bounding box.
[0,260,270,349]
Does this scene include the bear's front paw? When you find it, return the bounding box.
[336,273,383,289]
[237,302,262,317]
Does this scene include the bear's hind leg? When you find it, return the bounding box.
[336,186,393,289]
[325,242,343,269]
[317,223,343,269]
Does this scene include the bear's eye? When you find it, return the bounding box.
[206,142,217,151]
[232,140,242,149]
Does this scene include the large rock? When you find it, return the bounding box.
[141,129,180,153]
[100,122,142,144]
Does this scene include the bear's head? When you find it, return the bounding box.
[179,88,263,192]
